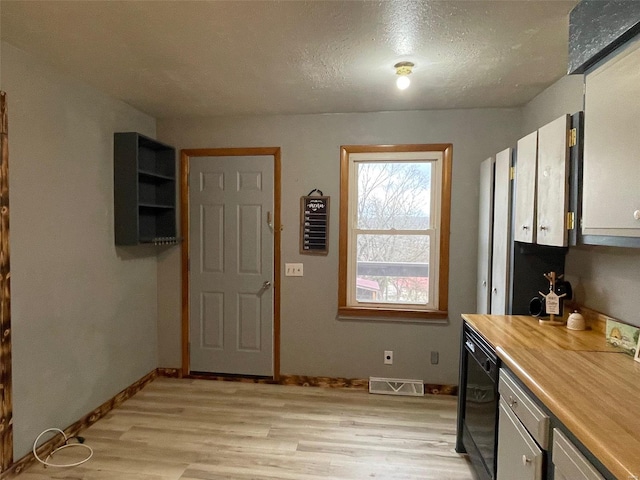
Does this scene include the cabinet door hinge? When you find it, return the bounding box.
[567,211,575,230]
[568,128,577,148]
[510,166,515,180]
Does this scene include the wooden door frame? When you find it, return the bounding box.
[180,147,281,380]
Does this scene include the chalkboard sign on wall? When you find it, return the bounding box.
[300,193,329,255]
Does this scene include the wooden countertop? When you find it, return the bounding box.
[462,314,640,480]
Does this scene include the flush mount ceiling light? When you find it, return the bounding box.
[394,61,414,90]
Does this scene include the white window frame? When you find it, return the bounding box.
[338,144,451,320]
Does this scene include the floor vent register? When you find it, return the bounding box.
[369,377,425,396]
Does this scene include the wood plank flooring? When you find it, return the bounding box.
[16,378,474,479]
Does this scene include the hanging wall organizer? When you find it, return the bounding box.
[300,189,329,255]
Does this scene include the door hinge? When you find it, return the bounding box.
[567,211,575,230]
[188,257,191,272]
[510,166,515,180]
[568,128,577,147]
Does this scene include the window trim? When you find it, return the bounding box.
[338,144,452,320]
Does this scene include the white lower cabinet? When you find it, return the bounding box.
[497,369,548,480]
[497,398,544,480]
[552,429,604,480]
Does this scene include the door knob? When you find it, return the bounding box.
[258,281,272,294]
[266,212,274,232]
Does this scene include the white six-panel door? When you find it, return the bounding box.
[189,155,274,376]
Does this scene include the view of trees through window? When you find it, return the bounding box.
[355,161,432,304]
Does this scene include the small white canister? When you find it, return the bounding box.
[567,311,586,331]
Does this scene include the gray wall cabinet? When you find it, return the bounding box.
[114,132,178,245]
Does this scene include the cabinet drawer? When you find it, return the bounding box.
[499,369,549,449]
[553,429,604,480]
[497,400,544,480]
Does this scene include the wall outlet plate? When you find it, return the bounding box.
[285,263,303,276]
[384,350,393,365]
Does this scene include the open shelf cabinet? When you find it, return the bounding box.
[114,132,178,245]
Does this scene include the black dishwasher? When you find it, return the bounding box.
[456,323,499,480]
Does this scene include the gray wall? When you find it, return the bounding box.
[521,74,584,136]
[522,74,640,327]
[2,42,159,458]
[157,109,522,385]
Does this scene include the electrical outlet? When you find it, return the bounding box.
[285,263,304,276]
[431,351,439,365]
[384,350,393,365]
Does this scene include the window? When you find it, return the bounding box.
[338,144,452,320]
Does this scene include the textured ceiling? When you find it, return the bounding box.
[0,0,578,119]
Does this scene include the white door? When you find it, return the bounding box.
[537,114,570,247]
[491,148,512,315]
[514,131,538,243]
[189,155,274,376]
[477,157,494,314]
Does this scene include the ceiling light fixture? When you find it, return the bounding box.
[394,61,414,90]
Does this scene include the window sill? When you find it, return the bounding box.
[337,306,448,323]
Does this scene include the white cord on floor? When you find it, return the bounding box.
[33,428,93,468]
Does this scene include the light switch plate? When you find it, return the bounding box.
[285,263,304,276]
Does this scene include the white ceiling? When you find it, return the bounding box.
[0,0,578,119]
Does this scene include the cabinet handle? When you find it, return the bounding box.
[492,288,498,294]
[522,225,529,230]
[634,210,640,221]
[508,395,518,408]
[483,359,492,373]
[482,280,487,287]
[540,225,547,231]
[522,455,532,466]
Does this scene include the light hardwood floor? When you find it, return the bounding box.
[17,378,474,479]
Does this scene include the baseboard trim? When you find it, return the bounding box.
[1,369,157,478]
[155,369,457,395]
[157,367,182,378]
[424,383,458,396]
[279,374,369,389]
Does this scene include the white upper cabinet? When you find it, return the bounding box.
[513,115,570,247]
[514,131,538,243]
[537,115,571,247]
[477,157,494,314]
[583,36,640,239]
[491,148,512,314]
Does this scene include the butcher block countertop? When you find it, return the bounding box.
[462,314,640,480]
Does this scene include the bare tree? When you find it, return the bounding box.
[355,162,432,303]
